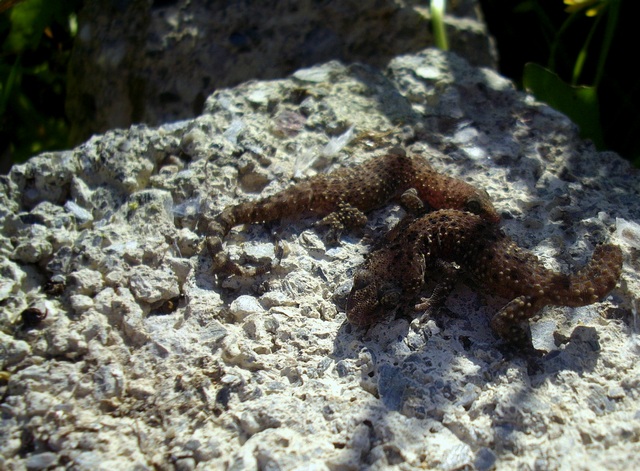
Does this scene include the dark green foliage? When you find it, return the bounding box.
[1,1,637,171]
[0,0,82,172]
[523,63,603,148]
[481,0,639,166]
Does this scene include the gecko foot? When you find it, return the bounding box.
[317,202,368,245]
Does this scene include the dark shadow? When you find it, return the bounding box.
[66,1,497,145]
[181,46,635,468]
[328,283,606,467]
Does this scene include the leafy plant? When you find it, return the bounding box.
[481,0,636,165]
[0,0,81,172]
[522,0,619,151]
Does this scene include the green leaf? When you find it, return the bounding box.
[523,62,604,148]
[0,57,20,115]
[4,0,55,53]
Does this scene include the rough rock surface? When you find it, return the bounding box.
[66,0,496,144]
[2,49,640,470]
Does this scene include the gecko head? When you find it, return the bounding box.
[346,268,402,326]
[461,188,500,223]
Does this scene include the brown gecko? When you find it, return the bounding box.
[346,209,623,349]
[204,147,500,274]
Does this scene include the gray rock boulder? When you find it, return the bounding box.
[65,0,497,144]
[2,49,639,470]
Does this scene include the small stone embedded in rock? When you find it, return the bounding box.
[0,260,26,302]
[242,242,277,264]
[176,228,200,257]
[129,265,180,304]
[64,200,94,228]
[259,290,297,308]
[377,363,407,411]
[12,229,53,264]
[69,268,104,296]
[125,189,176,237]
[93,364,125,400]
[25,452,58,470]
[0,331,31,367]
[70,294,94,315]
[247,88,271,106]
[415,65,441,79]
[474,447,498,471]
[166,256,192,284]
[229,295,265,321]
[104,269,127,287]
[293,63,336,82]
[616,217,640,249]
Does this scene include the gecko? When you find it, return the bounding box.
[346,209,623,349]
[204,147,500,275]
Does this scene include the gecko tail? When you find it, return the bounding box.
[204,200,280,241]
[556,244,623,307]
[220,184,315,233]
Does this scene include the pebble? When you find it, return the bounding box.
[0,331,30,367]
[129,265,179,304]
[293,63,337,82]
[64,200,94,228]
[69,268,104,296]
[229,295,265,321]
[25,452,58,470]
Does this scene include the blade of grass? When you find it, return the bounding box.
[572,11,603,85]
[431,0,448,50]
[548,10,581,72]
[594,0,619,87]
[0,56,20,115]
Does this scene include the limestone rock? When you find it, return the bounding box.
[65,0,497,144]
[1,49,639,469]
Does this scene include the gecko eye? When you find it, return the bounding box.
[380,290,401,308]
[464,198,482,215]
[353,270,374,290]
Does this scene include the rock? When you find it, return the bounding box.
[64,200,94,228]
[129,265,180,304]
[68,268,104,296]
[25,452,58,470]
[229,295,265,322]
[65,0,496,144]
[175,228,200,257]
[11,224,53,264]
[0,259,25,303]
[0,48,638,470]
[0,331,31,367]
[70,294,94,315]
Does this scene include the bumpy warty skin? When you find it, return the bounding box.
[346,210,623,348]
[205,147,499,242]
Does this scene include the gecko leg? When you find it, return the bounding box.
[414,260,459,318]
[490,295,546,349]
[317,202,368,244]
[370,188,427,249]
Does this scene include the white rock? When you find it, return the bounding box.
[0,331,30,367]
[70,294,94,314]
[25,452,58,470]
[69,268,104,296]
[229,295,265,321]
[0,48,638,471]
[129,265,179,304]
